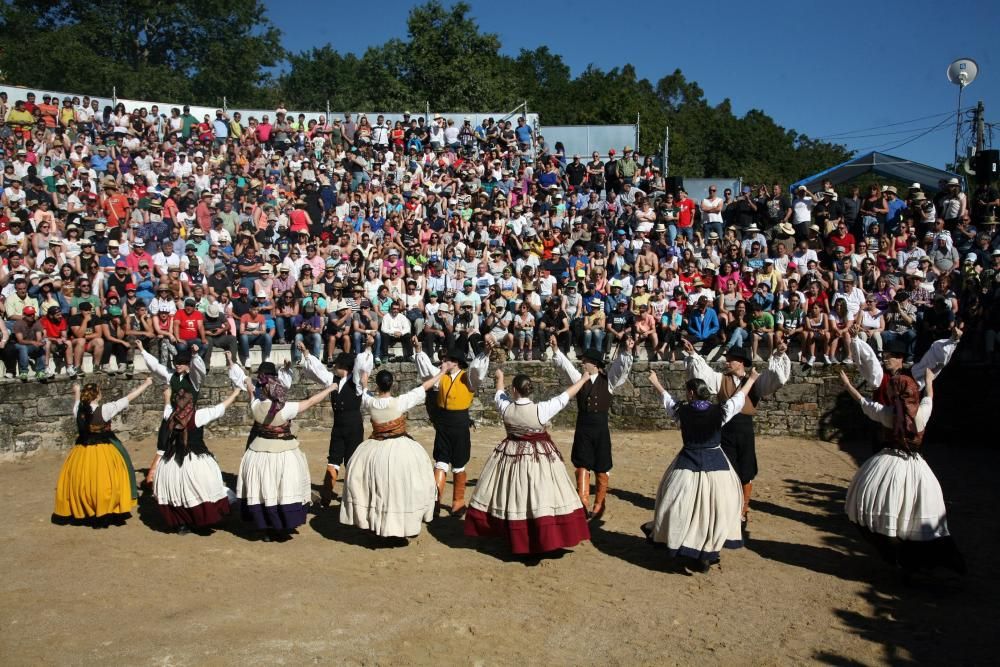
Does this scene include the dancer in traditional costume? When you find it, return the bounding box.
[550,335,634,520]
[414,340,490,515]
[137,343,207,488]
[464,369,593,556]
[839,360,965,575]
[851,331,961,453]
[235,361,338,541]
[52,378,154,526]
[340,368,444,538]
[683,339,791,526]
[153,385,242,534]
[641,369,760,573]
[296,342,372,507]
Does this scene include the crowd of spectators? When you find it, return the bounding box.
[1,88,998,382]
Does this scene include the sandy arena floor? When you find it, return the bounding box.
[1,426,995,666]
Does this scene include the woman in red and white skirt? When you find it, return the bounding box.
[464,368,593,556]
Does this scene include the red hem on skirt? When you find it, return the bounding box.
[464,507,590,554]
[157,498,231,528]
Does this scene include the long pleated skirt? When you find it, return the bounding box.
[340,436,436,538]
[464,437,590,555]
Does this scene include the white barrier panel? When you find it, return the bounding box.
[0,83,538,128]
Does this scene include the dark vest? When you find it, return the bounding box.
[718,374,760,416]
[331,378,363,417]
[577,374,611,415]
[676,402,724,449]
[170,372,200,404]
[75,405,114,445]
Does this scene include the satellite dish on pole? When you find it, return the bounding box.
[947,58,979,87]
[948,58,979,168]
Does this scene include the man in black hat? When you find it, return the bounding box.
[414,338,491,515]
[136,341,207,488]
[682,338,791,527]
[550,334,634,519]
[297,342,370,507]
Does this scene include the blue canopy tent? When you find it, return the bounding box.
[791,151,962,194]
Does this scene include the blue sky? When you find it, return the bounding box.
[263,0,999,170]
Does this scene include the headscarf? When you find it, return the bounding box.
[888,374,923,451]
[256,370,287,422]
[164,388,196,461]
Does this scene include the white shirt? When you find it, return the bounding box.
[380,312,411,337]
[792,196,815,224]
[701,197,723,223]
[494,391,570,426]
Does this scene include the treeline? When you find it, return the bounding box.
[0,0,850,182]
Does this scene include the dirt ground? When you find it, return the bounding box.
[1,425,996,666]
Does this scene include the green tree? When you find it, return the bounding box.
[0,0,284,105]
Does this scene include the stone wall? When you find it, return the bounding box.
[0,359,870,457]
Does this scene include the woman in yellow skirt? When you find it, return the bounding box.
[52,378,154,526]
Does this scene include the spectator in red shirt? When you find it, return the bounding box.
[41,306,74,376]
[675,188,696,243]
[828,222,856,256]
[238,300,272,366]
[173,297,207,359]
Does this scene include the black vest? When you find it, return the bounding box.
[170,372,200,404]
[676,402,724,449]
[576,374,611,415]
[331,378,363,417]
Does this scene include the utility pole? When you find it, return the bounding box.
[975,100,985,153]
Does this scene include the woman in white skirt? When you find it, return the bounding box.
[464,369,593,556]
[839,367,965,574]
[154,386,242,534]
[641,369,760,573]
[340,368,445,538]
[237,361,338,541]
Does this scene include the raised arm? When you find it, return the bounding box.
[840,369,893,428]
[194,388,243,427]
[850,337,883,389]
[535,370,592,424]
[682,339,722,394]
[189,352,207,391]
[413,338,441,384]
[298,341,336,387]
[296,382,339,414]
[136,341,172,384]
[100,377,154,421]
[464,349,490,391]
[607,336,635,392]
[754,343,791,398]
[648,369,679,418]
[721,368,759,424]
[550,335,582,383]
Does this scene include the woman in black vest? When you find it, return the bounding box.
[153,385,243,534]
[642,369,759,573]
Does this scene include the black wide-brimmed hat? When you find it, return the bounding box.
[334,352,356,371]
[173,349,192,366]
[443,348,469,368]
[581,348,605,368]
[257,361,278,376]
[724,346,752,365]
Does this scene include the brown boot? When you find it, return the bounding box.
[434,468,448,514]
[575,467,590,509]
[319,466,338,507]
[591,472,610,520]
[741,481,753,523]
[451,471,468,515]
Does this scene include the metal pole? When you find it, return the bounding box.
[636,113,640,153]
[953,85,964,168]
[223,96,227,114]
[326,100,331,127]
[663,126,670,176]
[112,86,117,107]
[975,100,986,153]
[426,101,430,123]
